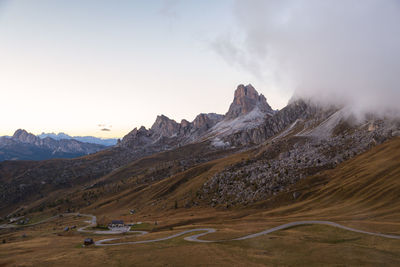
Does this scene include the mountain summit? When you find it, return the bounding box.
[225,84,273,119]
[120,83,275,151]
[151,115,180,138]
[12,129,39,144]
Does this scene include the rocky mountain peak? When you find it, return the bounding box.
[234,84,259,101]
[180,119,191,128]
[128,126,147,136]
[138,126,147,132]
[151,115,180,137]
[12,129,39,144]
[225,84,273,119]
[193,113,224,130]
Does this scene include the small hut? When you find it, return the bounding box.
[109,220,124,227]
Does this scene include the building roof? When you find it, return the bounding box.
[111,220,124,224]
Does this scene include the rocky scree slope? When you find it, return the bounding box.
[200,109,400,206]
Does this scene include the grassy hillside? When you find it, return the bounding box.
[1,138,399,266]
[76,137,400,224]
[1,138,400,266]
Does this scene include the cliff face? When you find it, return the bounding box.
[151,115,181,138]
[225,84,273,119]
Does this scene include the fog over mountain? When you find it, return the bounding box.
[213,0,400,118]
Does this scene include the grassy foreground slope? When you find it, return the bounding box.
[0,138,399,266]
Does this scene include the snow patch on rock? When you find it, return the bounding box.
[208,106,268,138]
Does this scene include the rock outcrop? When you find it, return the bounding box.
[151,115,181,138]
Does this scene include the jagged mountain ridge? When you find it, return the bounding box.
[37,132,118,146]
[0,129,106,161]
[120,113,225,148]
[120,84,275,151]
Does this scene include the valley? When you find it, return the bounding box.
[2,2,400,265]
[1,120,400,265]
[1,85,399,266]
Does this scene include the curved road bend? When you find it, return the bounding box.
[97,221,400,246]
[2,214,399,246]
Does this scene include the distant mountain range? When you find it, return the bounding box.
[0,130,107,161]
[37,132,118,146]
[119,84,275,153]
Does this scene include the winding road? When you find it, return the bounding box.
[1,213,399,246]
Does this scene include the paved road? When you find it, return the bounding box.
[232,221,400,241]
[2,214,399,246]
[95,228,217,246]
[96,221,400,246]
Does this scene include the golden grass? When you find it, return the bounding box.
[1,138,400,266]
[1,219,399,266]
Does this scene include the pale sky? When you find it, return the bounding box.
[0,0,292,138]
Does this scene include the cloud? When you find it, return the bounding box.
[98,123,112,132]
[214,0,400,116]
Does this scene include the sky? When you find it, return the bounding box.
[1,1,399,138]
[219,0,400,120]
[0,0,290,138]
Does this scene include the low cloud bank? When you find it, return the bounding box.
[214,0,400,117]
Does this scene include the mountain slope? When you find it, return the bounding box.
[87,136,400,225]
[201,108,400,205]
[1,137,400,267]
[41,134,400,227]
[253,136,400,224]
[1,84,400,221]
